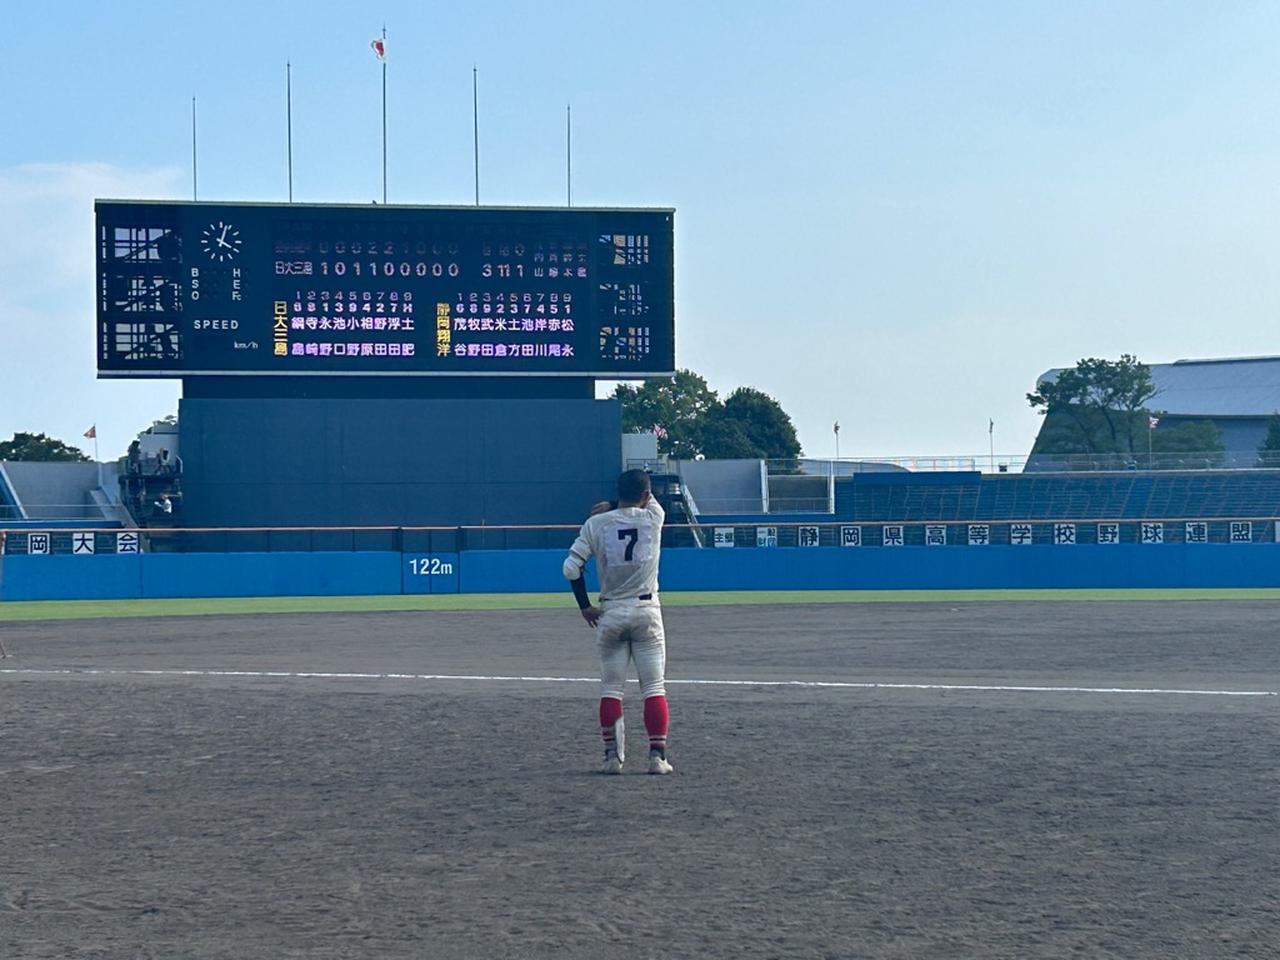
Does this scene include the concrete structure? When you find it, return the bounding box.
[668,459,766,514]
[621,431,660,470]
[0,460,127,522]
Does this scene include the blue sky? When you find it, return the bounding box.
[2,1,1279,461]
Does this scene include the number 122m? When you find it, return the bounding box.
[410,557,454,576]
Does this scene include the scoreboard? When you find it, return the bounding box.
[95,200,674,378]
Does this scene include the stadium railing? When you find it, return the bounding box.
[761,453,1280,476]
[773,457,982,475]
[0,504,124,521]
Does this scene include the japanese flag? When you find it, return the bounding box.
[1148,416,1160,430]
[370,37,386,61]
[83,425,96,439]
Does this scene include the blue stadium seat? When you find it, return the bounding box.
[839,470,1280,522]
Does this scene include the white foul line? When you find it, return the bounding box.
[0,667,1274,697]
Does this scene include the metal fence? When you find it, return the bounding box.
[0,504,121,521]
[682,498,834,515]
[1020,451,1278,472]
[646,453,1280,478]
[790,452,1280,474]
[779,457,982,475]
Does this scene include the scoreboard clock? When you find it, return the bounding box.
[199,220,243,262]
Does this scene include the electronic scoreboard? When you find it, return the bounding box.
[95,201,674,378]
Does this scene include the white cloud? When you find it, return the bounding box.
[0,163,185,460]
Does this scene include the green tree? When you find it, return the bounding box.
[143,413,178,431]
[1257,412,1280,466]
[700,387,802,461]
[697,406,755,459]
[613,370,718,458]
[614,372,802,460]
[0,432,91,462]
[1150,418,1225,467]
[1028,354,1158,457]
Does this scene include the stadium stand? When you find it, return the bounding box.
[0,461,128,524]
[650,473,703,547]
[0,462,21,520]
[667,459,765,514]
[839,470,1280,522]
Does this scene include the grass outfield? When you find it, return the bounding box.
[4,588,1280,621]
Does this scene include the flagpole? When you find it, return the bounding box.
[87,427,100,489]
[378,24,384,204]
[989,419,994,473]
[566,103,572,207]
[472,66,480,206]
[286,62,293,202]
[191,96,198,201]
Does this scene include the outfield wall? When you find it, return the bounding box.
[4,544,1280,602]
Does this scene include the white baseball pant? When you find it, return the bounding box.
[596,600,666,700]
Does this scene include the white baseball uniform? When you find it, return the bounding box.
[562,498,667,700]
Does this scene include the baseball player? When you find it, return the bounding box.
[563,468,673,775]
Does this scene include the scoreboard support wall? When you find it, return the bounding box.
[177,393,621,529]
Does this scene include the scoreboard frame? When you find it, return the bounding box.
[95,199,675,380]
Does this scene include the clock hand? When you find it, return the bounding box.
[219,225,229,242]
[217,236,232,249]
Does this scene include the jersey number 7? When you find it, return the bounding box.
[617,528,639,562]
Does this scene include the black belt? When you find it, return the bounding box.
[601,593,653,602]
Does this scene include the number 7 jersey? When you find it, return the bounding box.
[563,498,665,600]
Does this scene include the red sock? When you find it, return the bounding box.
[643,695,669,755]
[599,697,623,750]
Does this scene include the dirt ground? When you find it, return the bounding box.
[1,600,1277,959]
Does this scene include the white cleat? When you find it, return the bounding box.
[601,753,624,775]
[647,753,674,775]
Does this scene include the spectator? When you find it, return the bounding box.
[154,493,173,515]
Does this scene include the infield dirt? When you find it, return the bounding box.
[2,600,1276,959]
